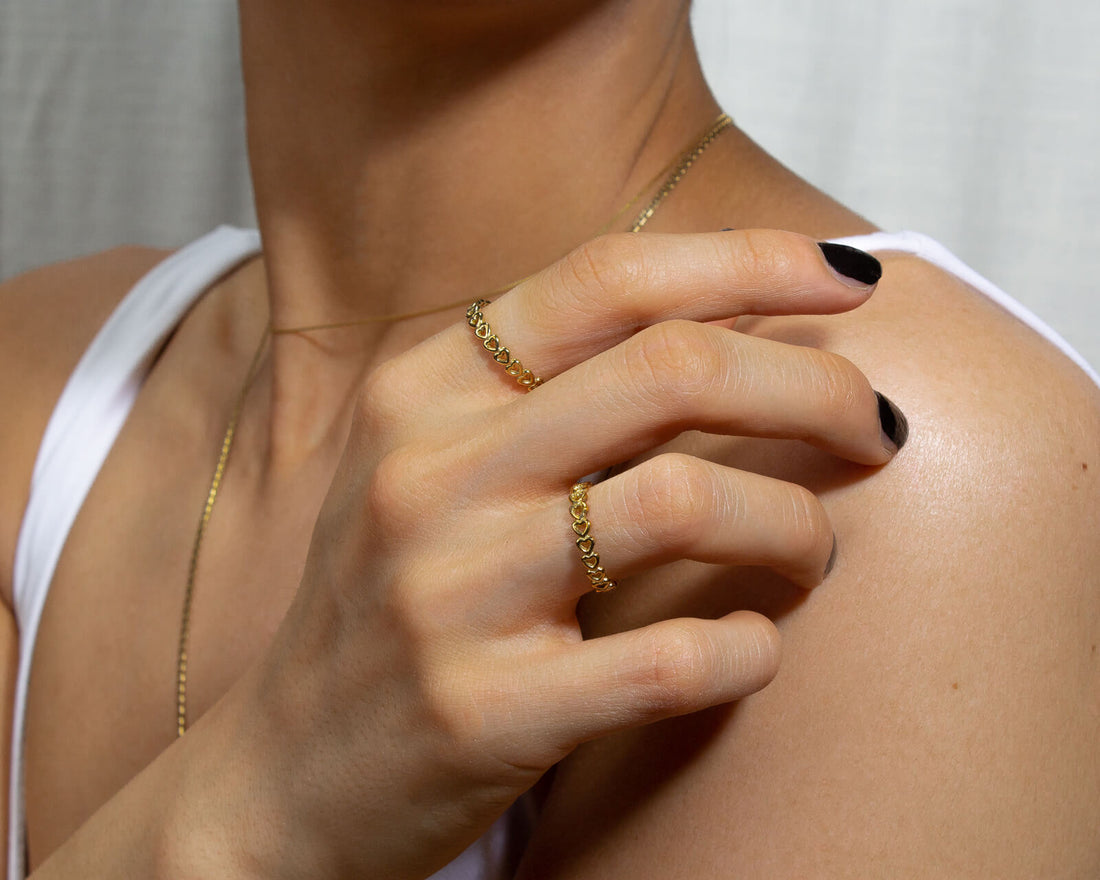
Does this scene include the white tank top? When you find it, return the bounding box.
[8,227,1099,878]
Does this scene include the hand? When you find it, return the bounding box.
[247,230,899,879]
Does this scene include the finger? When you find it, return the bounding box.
[498,319,896,483]
[373,229,880,406]
[530,611,782,751]
[535,454,835,599]
[488,228,881,377]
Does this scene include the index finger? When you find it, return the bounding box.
[412,229,881,402]
[491,228,881,380]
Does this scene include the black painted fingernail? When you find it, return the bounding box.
[824,534,838,578]
[720,227,736,232]
[819,242,882,287]
[876,391,909,452]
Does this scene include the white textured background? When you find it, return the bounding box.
[1,0,1096,366]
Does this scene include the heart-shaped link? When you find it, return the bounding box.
[567,481,618,593]
[465,298,543,392]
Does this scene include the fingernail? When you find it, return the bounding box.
[876,391,909,452]
[720,227,736,232]
[818,242,882,287]
[824,534,838,579]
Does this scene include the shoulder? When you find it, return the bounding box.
[0,245,171,369]
[0,246,171,607]
[819,250,1100,559]
[519,251,1100,877]
[804,245,1100,487]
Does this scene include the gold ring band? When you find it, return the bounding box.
[466,299,542,390]
[569,482,617,593]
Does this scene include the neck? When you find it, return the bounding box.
[236,0,720,463]
[241,0,716,328]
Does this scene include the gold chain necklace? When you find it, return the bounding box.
[175,112,732,736]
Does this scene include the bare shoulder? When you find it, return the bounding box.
[519,255,1100,877]
[0,246,171,607]
[0,246,171,380]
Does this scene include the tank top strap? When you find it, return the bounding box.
[830,230,1100,388]
[7,225,260,880]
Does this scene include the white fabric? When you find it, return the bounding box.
[7,225,262,880]
[7,226,1098,878]
[831,231,1100,388]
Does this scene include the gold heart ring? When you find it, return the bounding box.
[568,482,618,593]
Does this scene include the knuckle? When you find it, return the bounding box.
[364,446,427,535]
[800,349,867,422]
[632,622,713,715]
[422,667,494,758]
[635,454,715,551]
[364,433,484,544]
[777,483,830,561]
[626,320,722,401]
[732,229,800,287]
[355,358,407,433]
[556,233,649,306]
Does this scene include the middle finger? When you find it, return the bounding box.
[492,318,896,488]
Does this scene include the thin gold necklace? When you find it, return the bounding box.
[175,112,733,736]
[269,113,732,335]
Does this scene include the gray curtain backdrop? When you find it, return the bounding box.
[1,0,1096,367]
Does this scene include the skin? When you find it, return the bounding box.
[0,0,1097,876]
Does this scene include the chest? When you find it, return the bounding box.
[19,400,323,869]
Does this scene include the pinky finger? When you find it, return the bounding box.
[540,611,781,750]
